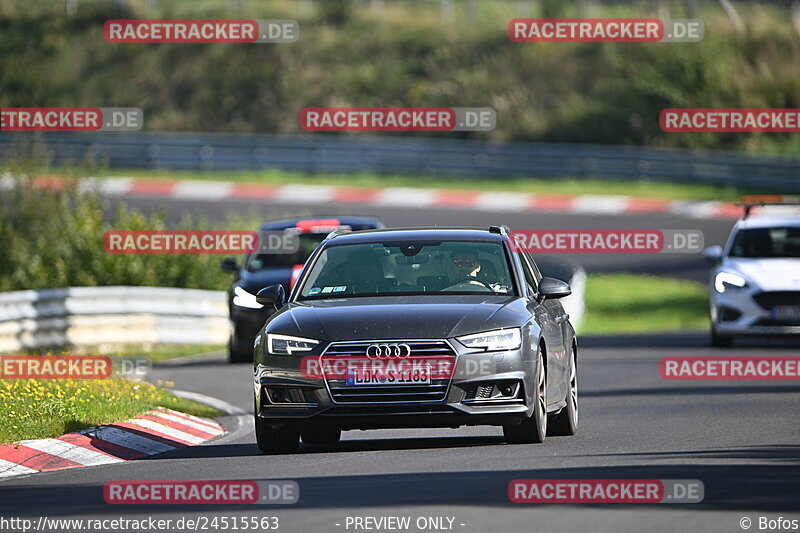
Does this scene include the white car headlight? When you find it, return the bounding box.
[714,272,749,293]
[267,333,319,355]
[233,286,263,309]
[457,328,522,351]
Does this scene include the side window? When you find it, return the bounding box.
[524,253,543,283]
[518,253,538,296]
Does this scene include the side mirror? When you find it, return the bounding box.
[220,258,239,272]
[256,285,286,309]
[702,246,723,264]
[538,277,572,300]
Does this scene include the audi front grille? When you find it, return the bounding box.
[322,340,456,404]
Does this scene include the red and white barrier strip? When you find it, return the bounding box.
[0,408,224,480]
[17,175,745,219]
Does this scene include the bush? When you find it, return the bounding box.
[0,171,253,292]
[0,1,798,153]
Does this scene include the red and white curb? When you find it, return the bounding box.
[9,175,744,220]
[0,408,224,480]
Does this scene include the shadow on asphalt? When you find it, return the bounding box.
[582,385,800,397]
[2,449,799,514]
[581,331,800,349]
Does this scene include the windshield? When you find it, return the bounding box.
[298,241,516,299]
[245,233,327,270]
[729,227,800,258]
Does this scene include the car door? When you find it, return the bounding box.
[518,252,565,405]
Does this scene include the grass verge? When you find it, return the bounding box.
[0,377,221,444]
[91,167,749,203]
[106,344,226,363]
[582,273,709,335]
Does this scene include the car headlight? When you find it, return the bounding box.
[714,272,749,293]
[233,286,263,309]
[456,328,522,351]
[267,333,319,355]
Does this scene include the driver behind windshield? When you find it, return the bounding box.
[447,248,486,289]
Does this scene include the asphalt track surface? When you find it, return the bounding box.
[1,196,798,533]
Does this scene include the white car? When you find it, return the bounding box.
[703,212,800,347]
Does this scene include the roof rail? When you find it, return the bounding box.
[737,195,800,218]
[489,225,509,234]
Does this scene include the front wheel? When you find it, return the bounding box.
[228,330,252,363]
[255,416,299,454]
[504,346,547,444]
[548,350,578,436]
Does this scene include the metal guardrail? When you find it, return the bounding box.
[0,268,585,353]
[2,132,799,191]
[0,286,229,353]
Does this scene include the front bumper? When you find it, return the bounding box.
[253,340,537,431]
[711,288,800,336]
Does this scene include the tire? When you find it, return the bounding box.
[548,349,578,436]
[504,345,547,444]
[711,328,733,348]
[255,416,299,455]
[228,330,252,363]
[302,427,342,446]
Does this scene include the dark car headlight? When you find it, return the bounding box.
[267,333,319,355]
[456,328,522,351]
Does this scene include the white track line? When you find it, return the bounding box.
[20,439,123,466]
[375,188,437,207]
[273,184,335,204]
[474,192,531,211]
[0,459,39,478]
[89,426,177,455]
[572,195,630,214]
[125,419,206,445]
[173,180,233,200]
[150,412,224,435]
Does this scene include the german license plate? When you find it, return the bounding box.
[773,306,800,320]
[346,366,431,386]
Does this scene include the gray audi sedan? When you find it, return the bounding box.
[251,226,579,453]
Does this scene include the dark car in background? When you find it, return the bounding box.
[251,226,578,454]
[221,216,384,362]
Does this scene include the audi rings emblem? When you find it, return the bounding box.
[366,343,412,359]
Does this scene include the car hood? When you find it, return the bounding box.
[724,258,800,291]
[265,295,527,341]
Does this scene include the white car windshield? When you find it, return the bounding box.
[729,227,800,258]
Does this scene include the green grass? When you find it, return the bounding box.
[582,273,709,334]
[2,1,800,154]
[0,377,221,444]
[92,167,750,202]
[22,344,227,363]
[105,344,226,363]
